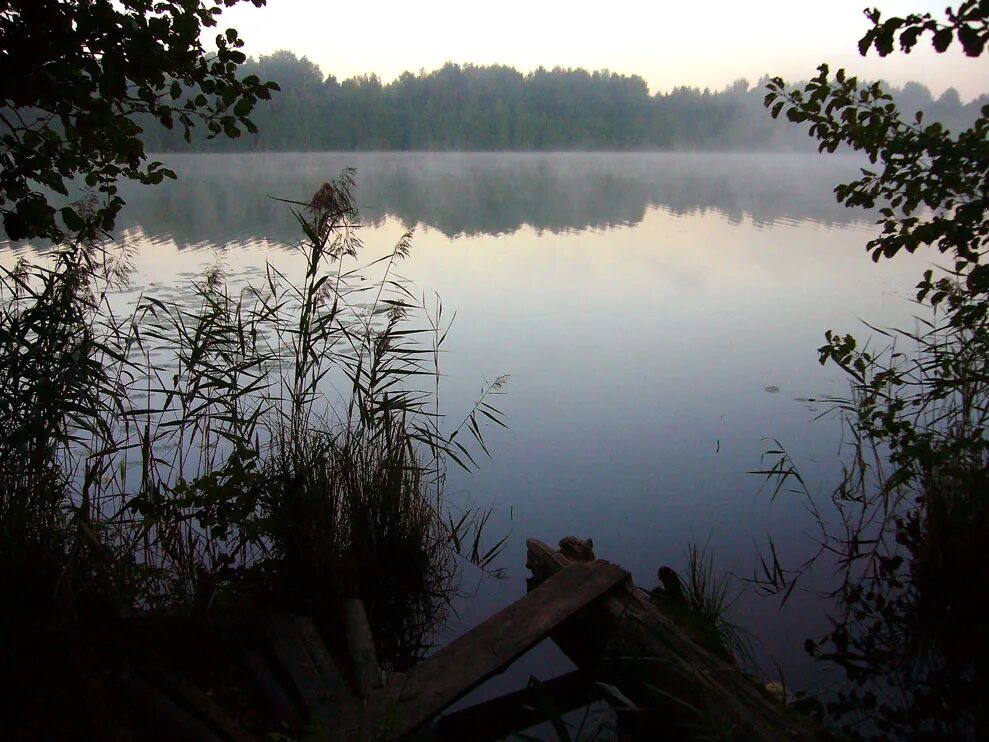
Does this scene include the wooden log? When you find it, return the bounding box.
[141,659,253,742]
[80,675,135,742]
[242,650,304,727]
[292,615,353,705]
[341,558,629,738]
[526,538,826,741]
[433,669,599,742]
[341,598,383,699]
[118,671,222,741]
[265,613,350,736]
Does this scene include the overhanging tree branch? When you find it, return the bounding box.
[0,0,279,242]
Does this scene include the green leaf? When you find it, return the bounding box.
[233,97,253,117]
[59,206,84,231]
[958,24,985,56]
[932,28,953,52]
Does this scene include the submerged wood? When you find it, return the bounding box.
[341,558,629,738]
[526,538,822,741]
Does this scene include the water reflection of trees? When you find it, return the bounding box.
[101,153,869,249]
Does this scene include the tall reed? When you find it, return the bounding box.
[0,171,507,664]
[753,304,989,736]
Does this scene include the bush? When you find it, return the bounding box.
[0,172,507,667]
[757,3,989,736]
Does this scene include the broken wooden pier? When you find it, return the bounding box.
[340,536,822,740]
[105,537,823,740]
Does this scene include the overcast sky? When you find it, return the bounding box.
[217,1,988,100]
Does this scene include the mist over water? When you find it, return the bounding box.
[98,151,873,246]
[0,151,933,694]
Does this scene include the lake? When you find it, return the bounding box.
[1,151,932,699]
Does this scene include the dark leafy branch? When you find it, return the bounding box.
[759,2,989,737]
[765,4,989,328]
[859,0,989,57]
[0,0,279,242]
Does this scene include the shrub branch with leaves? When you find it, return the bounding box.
[756,2,989,738]
[0,0,279,241]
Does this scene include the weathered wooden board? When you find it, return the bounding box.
[243,650,304,727]
[291,615,354,706]
[342,558,629,737]
[119,671,222,742]
[142,659,253,742]
[433,669,599,742]
[341,598,383,699]
[526,538,825,742]
[265,613,353,737]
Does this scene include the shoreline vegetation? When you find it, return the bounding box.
[0,165,775,741]
[140,57,987,154]
[2,0,988,737]
[0,172,510,736]
[750,3,989,736]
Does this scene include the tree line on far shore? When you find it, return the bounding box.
[140,53,987,153]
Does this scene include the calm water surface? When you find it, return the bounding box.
[2,152,932,699]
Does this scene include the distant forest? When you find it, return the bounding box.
[142,52,988,152]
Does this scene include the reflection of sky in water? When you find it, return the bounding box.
[0,153,933,698]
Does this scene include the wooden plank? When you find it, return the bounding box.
[142,660,254,742]
[292,615,353,705]
[526,538,826,742]
[242,650,304,727]
[265,613,347,734]
[434,669,599,742]
[80,675,134,742]
[342,558,628,737]
[119,671,222,742]
[341,598,383,699]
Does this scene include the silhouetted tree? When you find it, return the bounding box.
[0,0,278,241]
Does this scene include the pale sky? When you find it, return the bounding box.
[217,1,989,100]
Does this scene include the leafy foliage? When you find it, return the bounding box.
[0,175,508,669]
[858,1,989,57]
[765,5,989,329]
[760,2,989,737]
[0,0,278,241]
